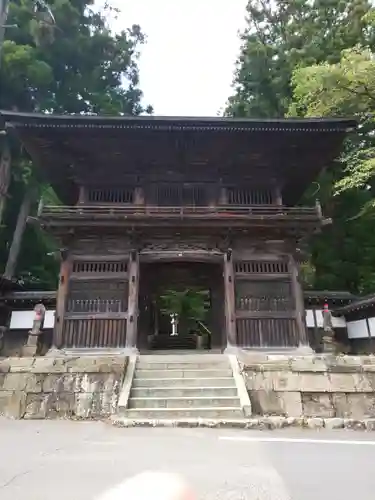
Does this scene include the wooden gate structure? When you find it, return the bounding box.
[0,112,355,351]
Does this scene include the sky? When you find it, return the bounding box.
[104,1,248,116]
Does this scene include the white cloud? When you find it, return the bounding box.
[100,0,247,116]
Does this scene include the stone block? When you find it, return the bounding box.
[327,356,363,372]
[277,391,303,417]
[299,373,331,392]
[100,390,120,416]
[332,393,375,419]
[32,357,67,374]
[324,418,345,429]
[332,394,349,418]
[46,392,76,419]
[302,393,335,418]
[245,372,273,391]
[328,373,358,392]
[272,372,301,392]
[66,356,126,374]
[9,358,35,373]
[3,373,29,391]
[249,390,284,416]
[24,393,50,419]
[364,419,375,431]
[42,374,63,393]
[25,374,44,393]
[75,391,95,418]
[0,359,10,373]
[354,374,373,392]
[0,391,12,414]
[3,391,26,418]
[305,417,324,429]
[290,357,327,373]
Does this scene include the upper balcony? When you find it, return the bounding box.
[37,203,325,231]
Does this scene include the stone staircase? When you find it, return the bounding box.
[117,353,249,421]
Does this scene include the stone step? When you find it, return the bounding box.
[134,369,232,379]
[128,396,241,409]
[122,407,244,419]
[112,416,250,428]
[136,361,230,370]
[130,386,238,398]
[132,377,236,388]
[139,353,225,362]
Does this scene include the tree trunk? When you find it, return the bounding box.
[0,140,11,227]
[3,185,36,280]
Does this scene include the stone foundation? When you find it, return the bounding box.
[0,355,127,419]
[240,353,375,419]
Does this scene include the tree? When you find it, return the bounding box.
[0,0,151,288]
[226,0,374,118]
[289,46,375,293]
[0,0,151,114]
[159,288,210,336]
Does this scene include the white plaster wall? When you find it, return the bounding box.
[347,319,370,339]
[9,310,55,330]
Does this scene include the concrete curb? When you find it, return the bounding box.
[110,415,375,431]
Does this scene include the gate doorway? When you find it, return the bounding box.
[137,261,225,351]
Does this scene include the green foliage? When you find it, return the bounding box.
[226,0,375,294]
[0,0,151,288]
[288,46,375,293]
[226,0,374,118]
[159,288,210,336]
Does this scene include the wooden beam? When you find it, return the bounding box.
[289,254,309,346]
[223,251,237,348]
[126,251,140,349]
[235,310,297,319]
[64,312,128,321]
[53,254,72,349]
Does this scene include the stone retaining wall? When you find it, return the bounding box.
[0,356,127,419]
[240,354,375,419]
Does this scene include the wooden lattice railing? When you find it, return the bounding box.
[40,204,321,219]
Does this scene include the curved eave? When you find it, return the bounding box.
[0,110,357,133]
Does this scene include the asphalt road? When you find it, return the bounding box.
[1,419,375,500]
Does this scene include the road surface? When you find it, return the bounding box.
[1,418,375,499]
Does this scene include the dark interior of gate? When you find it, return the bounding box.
[137,261,224,351]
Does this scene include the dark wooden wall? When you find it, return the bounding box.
[233,256,300,348]
[60,256,129,348]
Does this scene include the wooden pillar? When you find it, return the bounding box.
[223,251,237,348]
[126,250,140,350]
[289,255,309,347]
[53,253,72,349]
